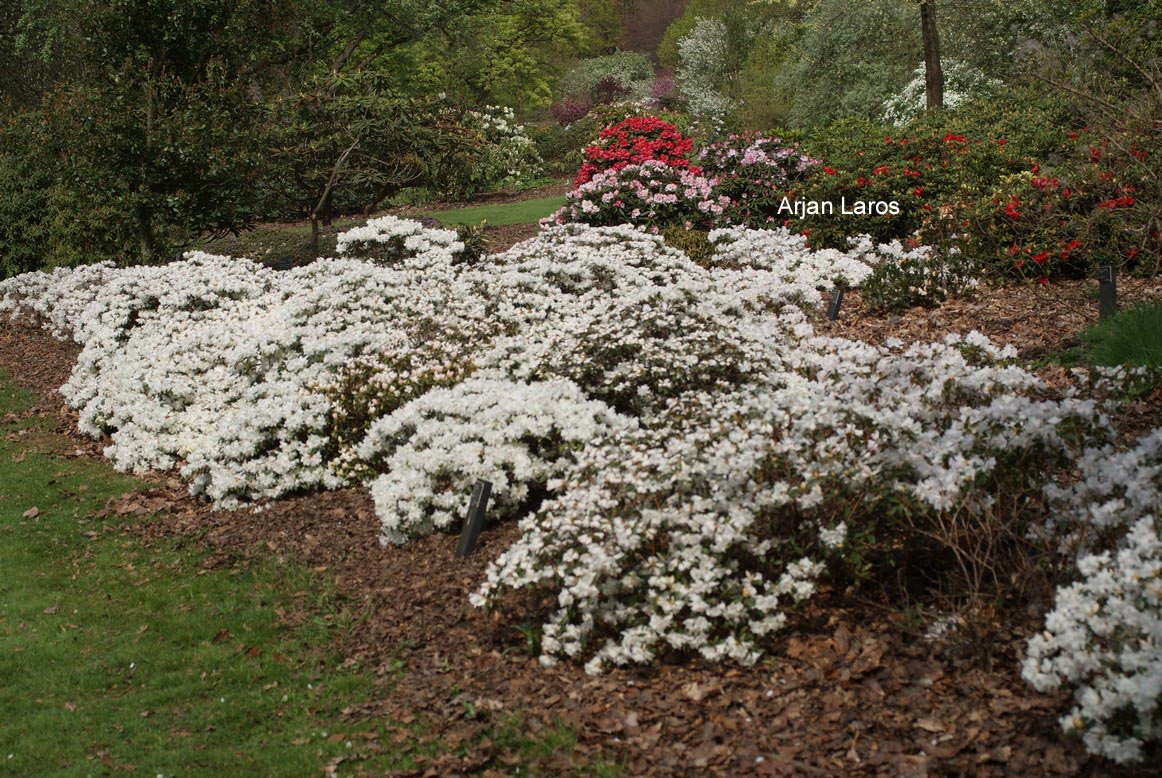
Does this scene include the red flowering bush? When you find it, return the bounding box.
[794,119,1027,250]
[960,126,1160,280]
[960,171,1090,282]
[575,117,694,186]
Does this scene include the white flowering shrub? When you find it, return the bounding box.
[462,105,544,191]
[1023,510,1162,765]
[676,18,734,119]
[334,215,467,268]
[1041,428,1162,550]
[708,227,878,290]
[7,213,1161,734]
[475,308,1116,672]
[472,392,842,673]
[850,237,981,311]
[882,60,1001,126]
[0,261,118,339]
[0,228,493,508]
[359,378,635,544]
[1021,430,1162,765]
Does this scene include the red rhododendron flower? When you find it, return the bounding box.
[1097,196,1135,209]
[575,117,693,185]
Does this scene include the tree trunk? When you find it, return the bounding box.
[921,0,944,110]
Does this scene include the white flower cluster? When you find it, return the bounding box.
[1024,431,1162,764]
[334,215,466,267]
[462,105,543,190]
[1023,511,1162,764]
[0,233,490,508]
[708,226,878,291]
[0,261,119,339]
[882,60,1001,126]
[1044,429,1162,543]
[359,378,635,544]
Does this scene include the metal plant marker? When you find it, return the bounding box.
[456,479,492,559]
[827,286,845,321]
[1098,265,1117,321]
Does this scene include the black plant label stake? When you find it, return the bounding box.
[456,479,492,559]
[1098,265,1117,321]
[827,286,845,321]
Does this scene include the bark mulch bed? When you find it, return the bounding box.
[3,273,1161,776]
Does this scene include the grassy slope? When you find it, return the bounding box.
[426,196,565,227]
[0,371,598,776]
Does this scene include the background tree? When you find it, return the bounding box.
[919,0,943,109]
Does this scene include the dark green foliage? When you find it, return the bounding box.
[0,113,52,277]
[0,0,281,273]
[1083,302,1162,369]
[264,72,476,254]
[530,121,593,175]
[661,227,714,266]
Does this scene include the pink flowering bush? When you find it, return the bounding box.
[695,133,820,227]
[543,160,729,232]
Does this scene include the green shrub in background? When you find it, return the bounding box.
[0,114,53,278]
[557,51,654,103]
[428,105,545,200]
[529,121,592,176]
[0,76,267,276]
[904,87,1078,164]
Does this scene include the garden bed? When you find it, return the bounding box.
[3,265,1158,775]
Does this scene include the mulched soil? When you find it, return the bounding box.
[3,270,1161,776]
[812,275,1162,359]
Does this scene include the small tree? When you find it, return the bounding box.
[266,72,473,257]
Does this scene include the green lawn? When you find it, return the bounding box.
[424,195,566,227]
[0,371,609,776]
